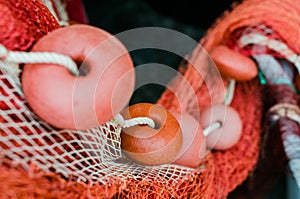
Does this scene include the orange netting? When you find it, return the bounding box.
[1,0,299,198]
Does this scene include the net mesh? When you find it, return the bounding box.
[0,64,198,185]
[2,0,299,198]
[0,0,204,195]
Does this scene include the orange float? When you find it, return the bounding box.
[120,103,183,166]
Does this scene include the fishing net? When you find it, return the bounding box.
[1,0,299,198]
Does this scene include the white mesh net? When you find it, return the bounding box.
[0,61,197,186]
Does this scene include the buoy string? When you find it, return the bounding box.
[204,79,235,136]
[203,121,222,137]
[0,44,79,76]
[224,79,236,105]
[114,113,156,129]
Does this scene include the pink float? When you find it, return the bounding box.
[200,104,242,150]
[210,45,258,81]
[22,24,135,130]
[170,110,207,168]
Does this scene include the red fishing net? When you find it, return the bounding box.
[1,0,298,198]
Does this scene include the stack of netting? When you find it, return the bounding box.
[1,0,299,198]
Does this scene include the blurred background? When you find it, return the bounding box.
[81,0,236,105]
[81,0,294,198]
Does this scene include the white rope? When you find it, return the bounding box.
[269,103,300,125]
[203,122,221,137]
[114,113,156,129]
[239,33,300,75]
[202,79,235,136]
[224,79,236,105]
[0,45,79,76]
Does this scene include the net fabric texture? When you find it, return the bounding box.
[1,0,203,190]
[0,0,208,198]
[182,0,300,198]
[2,0,297,198]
